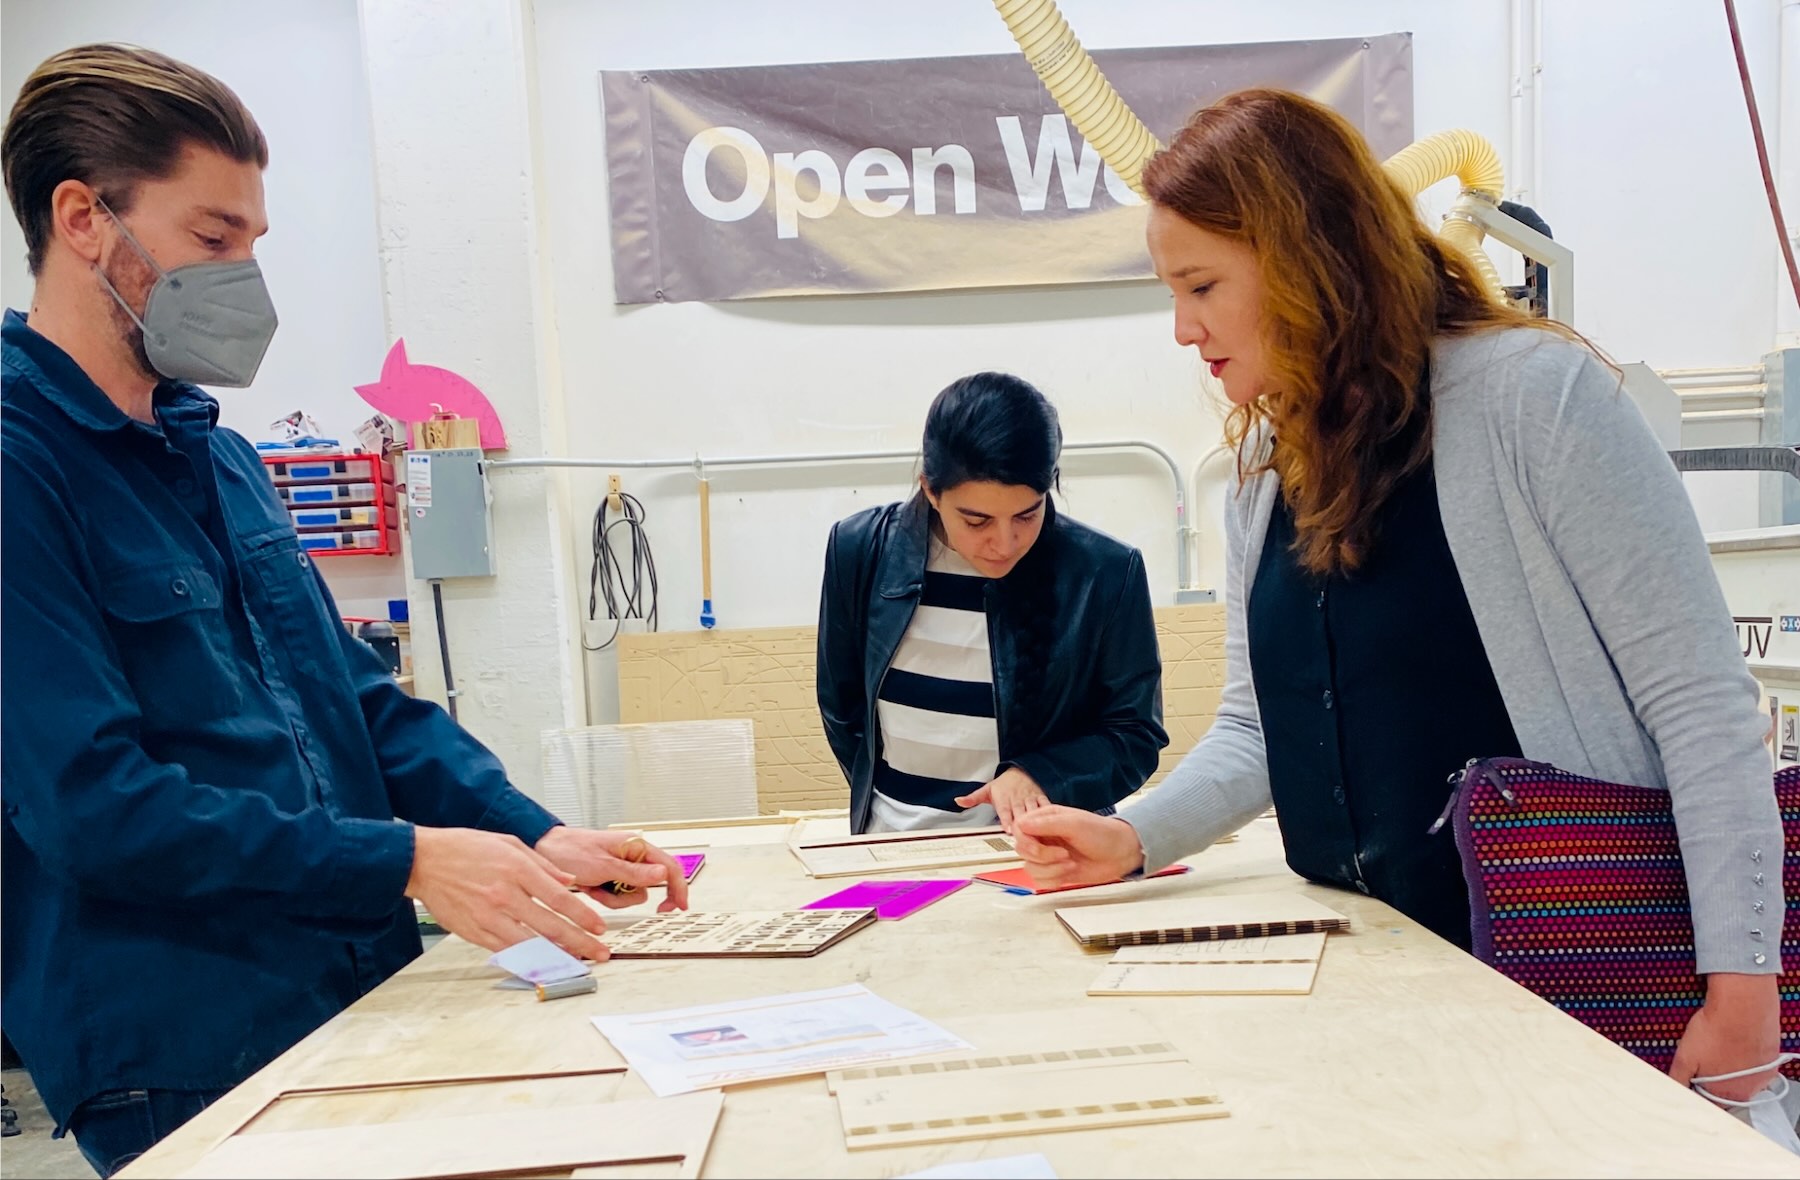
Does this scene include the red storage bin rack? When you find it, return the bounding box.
[261,452,398,557]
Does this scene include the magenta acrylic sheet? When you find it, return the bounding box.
[803,878,970,920]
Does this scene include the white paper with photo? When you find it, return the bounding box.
[590,983,969,1096]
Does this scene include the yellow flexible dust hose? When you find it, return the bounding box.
[991,0,1162,198]
[1382,131,1508,299]
[989,0,1509,301]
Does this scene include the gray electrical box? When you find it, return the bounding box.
[405,449,496,578]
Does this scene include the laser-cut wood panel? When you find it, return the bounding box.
[617,604,1225,813]
[834,1055,1228,1150]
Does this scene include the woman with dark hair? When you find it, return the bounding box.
[1011,89,1783,1110]
[816,372,1168,835]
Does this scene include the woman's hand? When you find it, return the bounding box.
[1010,806,1146,887]
[955,767,1049,832]
[1671,973,1781,1103]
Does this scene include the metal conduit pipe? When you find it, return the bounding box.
[487,439,1196,595]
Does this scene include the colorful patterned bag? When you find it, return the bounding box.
[1433,756,1800,1075]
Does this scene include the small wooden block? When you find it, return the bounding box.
[408,416,481,451]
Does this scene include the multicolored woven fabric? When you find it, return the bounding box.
[1448,757,1800,1076]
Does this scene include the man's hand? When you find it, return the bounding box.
[955,767,1049,833]
[536,826,691,913]
[1671,972,1781,1103]
[1012,806,1145,888]
[405,827,611,960]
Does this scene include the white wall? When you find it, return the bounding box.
[360,0,591,785]
[0,0,391,446]
[1538,0,1781,367]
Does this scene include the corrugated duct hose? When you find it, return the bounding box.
[989,0,1510,301]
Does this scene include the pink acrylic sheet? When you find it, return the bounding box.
[803,878,970,920]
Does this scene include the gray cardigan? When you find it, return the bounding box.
[1127,327,1782,977]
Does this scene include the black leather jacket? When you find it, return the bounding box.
[817,494,1168,833]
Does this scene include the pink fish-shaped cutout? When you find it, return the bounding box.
[354,339,507,450]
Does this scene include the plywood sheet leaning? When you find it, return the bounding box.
[1056,892,1351,949]
[617,625,842,812]
[181,1090,723,1180]
[602,909,877,958]
[616,605,1225,811]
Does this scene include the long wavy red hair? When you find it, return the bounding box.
[1144,88,1567,574]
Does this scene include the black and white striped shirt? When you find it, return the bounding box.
[870,535,1002,832]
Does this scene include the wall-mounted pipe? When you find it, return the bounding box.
[488,439,1195,597]
[1657,365,1766,383]
[1682,407,1768,422]
[1186,444,1235,589]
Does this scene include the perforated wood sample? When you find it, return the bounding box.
[602,909,876,958]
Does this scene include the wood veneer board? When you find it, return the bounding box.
[1087,959,1322,996]
[601,909,876,958]
[182,1091,723,1180]
[835,1056,1227,1150]
[793,832,1019,878]
[1108,931,1328,963]
[610,814,794,831]
[789,822,1006,850]
[1055,892,1350,949]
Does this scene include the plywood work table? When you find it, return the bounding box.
[122,815,1797,1179]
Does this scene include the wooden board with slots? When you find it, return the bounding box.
[602,909,876,958]
[832,1030,1228,1151]
[1055,892,1351,950]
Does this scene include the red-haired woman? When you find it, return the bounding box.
[1013,89,1784,1114]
